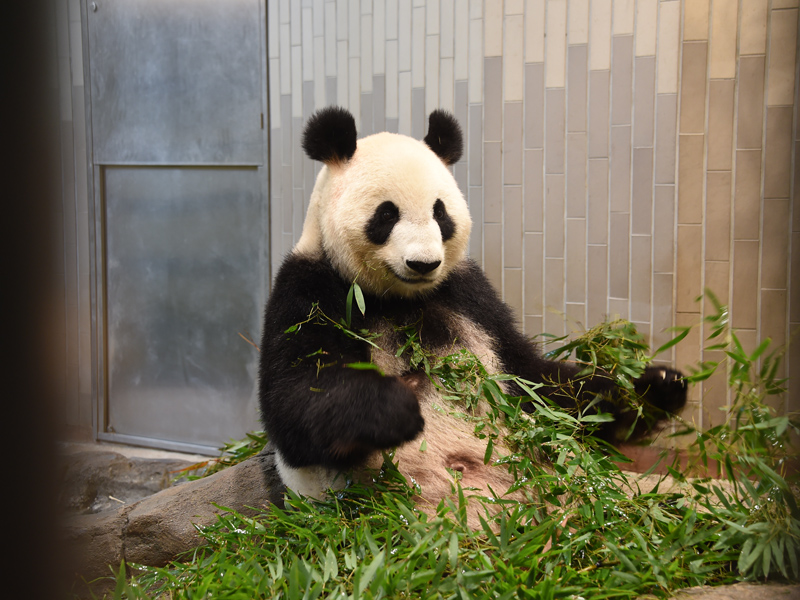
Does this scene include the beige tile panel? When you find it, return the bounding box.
[631,147,654,235]
[545,174,565,258]
[565,218,586,303]
[635,0,657,57]
[545,0,567,88]
[504,14,524,102]
[764,107,794,198]
[740,0,768,55]
[608,212,630,298]
[566,132,587,218]
[677,134,705,224]
[733,149,763,241]
[655,94,678,184]
[706,80,734,172]
[588,70,610,158]
[630,234,652,323]
[589,0,612,71]
[705,171,732,263]
[795,141,800,233]
[607,297,629,321]
[651,272,675,361]
[656,1,681,95]
[484,222,503,291]
[653,185,676,273]
[633,57,655,148]
[544,257,566,336]
[674,312,702,403]
[676,224,703,313]
[683,0,710,41]
[610,125,632,212]
[545,88,566,173]
[586,244,608,324]
[736,56,766,150]
[793,231,800,322]
[760,289,788,380]
[761,198,791,289]
[679,42,708,135]
[767,8,799,106]
[612,0,634,36]
[566,302,587,329]
[709,0,738,79]
[525,315,544,338]
[568,0,589,45]
[525,0,545,63]
[524,149,544,232]
[703,260,731,315]
[731,240,760,329]
[773,0,800,7]
[504,186,524,268]
[484,0,503,56]
[524,231,544,315]
[789,329,800,415]
[504,268,524,327]
[587,158,609,244]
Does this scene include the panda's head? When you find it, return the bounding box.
[295,107,472,298]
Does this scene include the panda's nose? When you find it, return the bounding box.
[406,259,441,275]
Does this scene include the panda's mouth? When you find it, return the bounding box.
[389,268,435,285]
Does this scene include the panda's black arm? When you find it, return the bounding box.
[259,255,424,470]
[441,260,686,438]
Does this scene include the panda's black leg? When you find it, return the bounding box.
[634,366,688,416]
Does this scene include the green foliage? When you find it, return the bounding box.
[109,291,798,599]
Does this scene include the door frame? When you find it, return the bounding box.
[79,0,272,455]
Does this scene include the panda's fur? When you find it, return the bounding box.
[259,107,687,520]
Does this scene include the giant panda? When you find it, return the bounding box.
[258,107,686,520]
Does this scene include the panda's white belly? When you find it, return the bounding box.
[275,313,521,523]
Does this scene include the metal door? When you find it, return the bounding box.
[85,0,268,454]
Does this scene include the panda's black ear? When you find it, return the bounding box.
[302,106,358,164]
[423,110,463,166]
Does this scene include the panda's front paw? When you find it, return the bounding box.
[367,376,425,448]
[635,366,687,415]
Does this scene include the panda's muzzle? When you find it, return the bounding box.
[406,259,441,275]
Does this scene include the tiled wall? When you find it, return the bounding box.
[268,0,799,431]
[55,0,799,439]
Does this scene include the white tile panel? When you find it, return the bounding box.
[386,39,399,117]
[269,0,280,58]
[470,0,482,19]
[349,56,361,122]
[412,6,425,87]
[399,70,412,134]
[441,0,454,58]
[426,34,440,112]
[325,1,337,75]
[362,14,373,90]
[337,39,349,104]
[303,8,314,81]
[440,57,455,111]
[506,0,524,14]
[314,37,326,108]
[374,0,386,73]
[454,0,470,78]
[280,23,291,94]
[337,0,348,40]
[292,45,303,117]
[279,0,289,23]
[428,0,440,34]
[386,0,399,39]
[292,0,302,44]
[485,0,503,56]
[349,0,361,55]
[270,57,281,127]
[468,16,483,102]
[314,0,325,35]
[399,0,411,70]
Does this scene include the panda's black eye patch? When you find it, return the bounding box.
[433,199,455,242]
[366,201,400,245]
